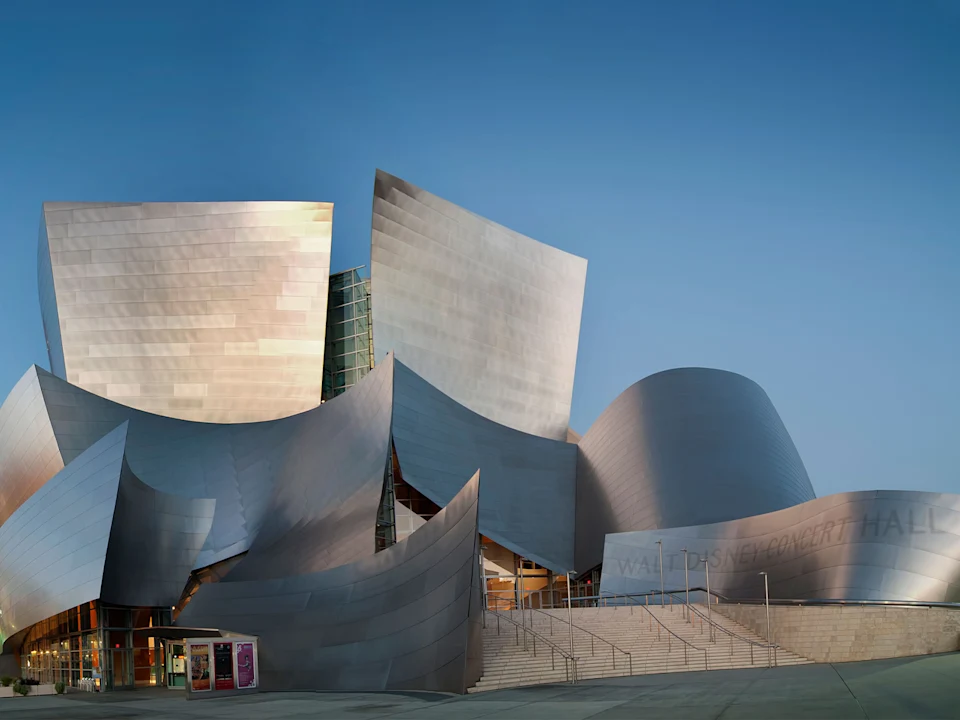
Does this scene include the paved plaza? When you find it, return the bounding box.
[3,653,958,719]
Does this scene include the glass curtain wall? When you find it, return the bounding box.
[19,603,172,689]
[323,267,374,401]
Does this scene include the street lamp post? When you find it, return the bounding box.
[681,548,690,622]
[759,571,771,667]
[480,544,488,628]
[701,557,714,642]
[656,539,664,608]
[518,561,526,650]
[566,570,577,683]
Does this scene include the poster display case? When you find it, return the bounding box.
[184,636,257,697]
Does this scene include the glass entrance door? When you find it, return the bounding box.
[166,643,186,688]
[108,649,132,689]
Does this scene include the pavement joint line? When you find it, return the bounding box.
[831,662,871,720]
[714,664,771,720]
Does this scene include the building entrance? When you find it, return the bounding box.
[107,648,132,689]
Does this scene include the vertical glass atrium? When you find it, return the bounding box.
[322,267,374,400]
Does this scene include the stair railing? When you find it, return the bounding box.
[665,592,776,667]
[483,607,580,689]
[600,593,708,674]
[491,597,632,676]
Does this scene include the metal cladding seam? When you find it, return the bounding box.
[600,490,960,602]
[371,169,587,441]
[176,470,483,693]
[576,367,816,572]
[0,423,215,653]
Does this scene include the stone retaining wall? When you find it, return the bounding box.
[714,604,960,663]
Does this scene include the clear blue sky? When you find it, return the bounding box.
[0,1,957,497]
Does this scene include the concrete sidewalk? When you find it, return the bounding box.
[4,653,958,719]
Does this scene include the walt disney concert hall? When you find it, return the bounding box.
[0,170,957,694]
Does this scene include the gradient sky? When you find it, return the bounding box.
[0,1,957,497]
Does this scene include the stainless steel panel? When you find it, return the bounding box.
[100,456,216,607]
[176,470,482,693]
[576,368,816,571]
[601,490,960,602]
[0,423,214,652]
[392,359,576,572]
[18,357,393,570]
[40,201,333,423]
[0,367,64,527]
[371,170,587,441]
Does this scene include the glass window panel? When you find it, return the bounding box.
[133,648,152,667]
[342,303,355,321]
[355,334,369,351]
[334,354,349,372]
[329,273,346,292]
[131,609,151,629]
[105,608,128,628]
[357,366,369,382]
[343,369,357,386]
[334,373,346,388]
[333,321,355,340]
[355,317,368,333]
[341,286,354,304]
[354,299,367,316]
[356,350,369,368]
[332,337,355,356]
[329,288,345,307]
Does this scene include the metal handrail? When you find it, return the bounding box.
[489,596,633,673]
[586,587,960,611]
[666,593,770,649]
[483,607,580,687]
[665,592,775,667]
[711,593,960,610]
[604,593,708,672]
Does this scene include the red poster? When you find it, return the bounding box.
[236,642,256,689]
[214,642,234,691]
[189,644,211,691]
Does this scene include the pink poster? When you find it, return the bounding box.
[236,642,256,689]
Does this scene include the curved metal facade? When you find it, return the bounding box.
[393,359,576,572]
[176,471,482,693]
[371,170,587,441]
[576,368,816,571]
[19,357,393,571]
[600,490,960,603]
[0,366,64,528]
[225,354,395,579]
[39,201,333,424]
[0,423,214,652]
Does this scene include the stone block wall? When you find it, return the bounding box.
[714,604,960,663]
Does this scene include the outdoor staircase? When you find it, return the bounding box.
[469,603,813,692]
